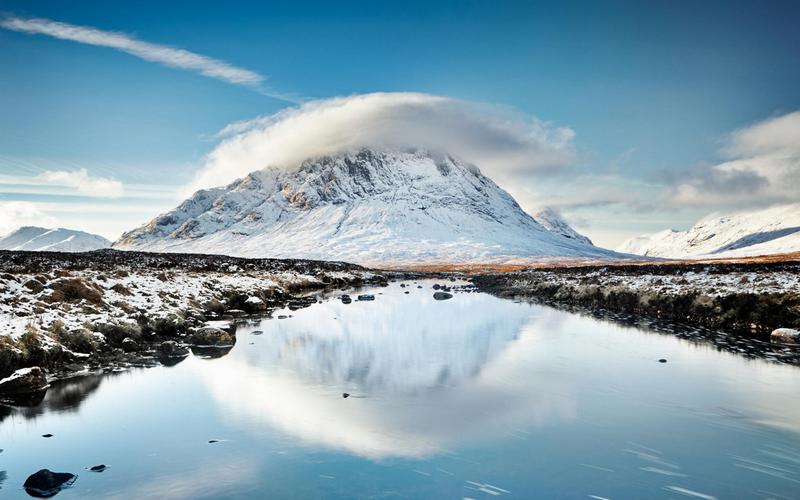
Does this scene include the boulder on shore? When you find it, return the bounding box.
[0,367,48,395]
[189,327,235,347]
[771,328,799,344]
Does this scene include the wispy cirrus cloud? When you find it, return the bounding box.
[0,15,296,101]
[37,168,125,198]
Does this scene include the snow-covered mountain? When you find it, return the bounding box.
[532,207,593,246]
[115,149,614,264]
[0,227,111,252]
[616,203,800,258]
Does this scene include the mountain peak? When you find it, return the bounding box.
[115,148,613,264]
[532,207,593,246]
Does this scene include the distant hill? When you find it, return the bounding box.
[0,226,111,252]
[617,203,800,258]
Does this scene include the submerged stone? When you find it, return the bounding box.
[433,292,453,301]
[23,469,76,498]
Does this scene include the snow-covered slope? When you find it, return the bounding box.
[532,207,593,246]
[115,149,614,264]
[0,227,111,252]
[616,203,800,258]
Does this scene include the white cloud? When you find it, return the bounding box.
[188,92,576,193]
[0,201,57,235]
[37,168,125,198]
[0,16,294,101]
[666,111,800,207]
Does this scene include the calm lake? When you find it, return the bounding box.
[1,280,799,499]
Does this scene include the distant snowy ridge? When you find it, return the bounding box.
[616,203,800,258]
[0,226,111,252]
[115,148,616,264]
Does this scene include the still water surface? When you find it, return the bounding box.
[1,280,799,498]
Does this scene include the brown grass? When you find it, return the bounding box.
[380,251,800,274]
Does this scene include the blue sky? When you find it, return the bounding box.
[1,0,799,247]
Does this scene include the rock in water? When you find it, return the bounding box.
[89,465,107,472]
[433,292,453,301]
[23,469,77,497]
[0,367,48,395]
[189,327,235,347]
[357,295,375,301]
[771,328,799,344]
[342,393,350,398]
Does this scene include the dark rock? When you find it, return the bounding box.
[42,434,53,438]
[342,392,350,398]
[208,439,219,444]
[771,328,799,344]
[357,295,375,301]
[189,327,235,347]
[158,341,189,357]
[417,285,423,289]
[404,291,410,294]
[658,359,667,363]
[250,330,263,335]
[121,337,139,352]
[23,469,77,497]
[433,292,453,301]
[432,284,441,290]
[341,295,352,304]
[0,367,48,395]
[89,465,107,472]
[23,279,44,293]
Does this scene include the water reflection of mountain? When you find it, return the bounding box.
[198,291,578,458]
[238,291,534,394]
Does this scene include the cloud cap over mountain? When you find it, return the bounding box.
[187,92,576,194]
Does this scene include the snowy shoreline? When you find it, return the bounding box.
[0,249,396,385]
[473,260,800,364]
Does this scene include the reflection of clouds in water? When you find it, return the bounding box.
[104,458,259,500]
[721,362,800,434]
[196,291,577,459]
